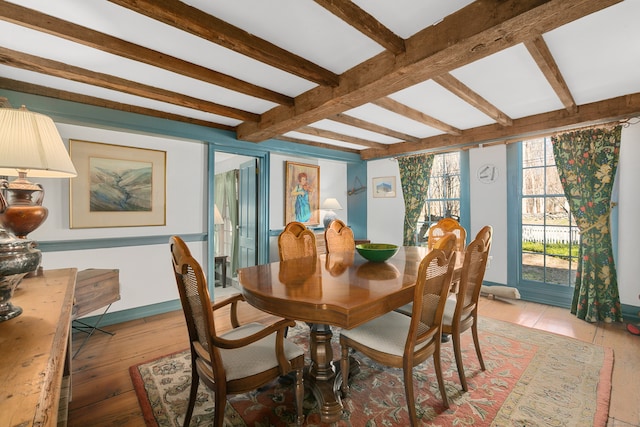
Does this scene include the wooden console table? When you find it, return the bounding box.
[0,268,77,427]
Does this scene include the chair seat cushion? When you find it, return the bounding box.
[219,322,304,381]
[341,311,428,357]
[442,297,457,326]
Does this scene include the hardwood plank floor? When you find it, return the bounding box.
[68,295,640,426]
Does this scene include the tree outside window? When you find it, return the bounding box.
[416,152,461,245]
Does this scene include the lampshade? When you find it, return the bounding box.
[0,106,77,178]
[214,204,224,225]
[321,198,343,210]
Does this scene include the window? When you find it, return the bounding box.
[520,137,579,287]
[416,152,461,245]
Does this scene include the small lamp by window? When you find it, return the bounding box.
[321,197,343,228]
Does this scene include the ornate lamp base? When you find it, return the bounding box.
[323,211,337,228]
[0,272,27,322]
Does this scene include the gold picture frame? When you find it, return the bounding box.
[285,161,320,225]
[69,139,166,228]
[372,176,396,198]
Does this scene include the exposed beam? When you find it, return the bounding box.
[0,47,258,122]
[108,0,339,87]
[525,36,578,113]
[373,97,462,135]
[296,126,390,149]
[277,135,361,154]
[237,0,622,142]
[314,0,405,55]
[433,73,513,126]
[0,2,293,107]
[360,93,640,160]
[0,77,235,131]
[330,113,421,143]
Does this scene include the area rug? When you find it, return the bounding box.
[130,318,613,426]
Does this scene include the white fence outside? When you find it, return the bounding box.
[522,225,580,244]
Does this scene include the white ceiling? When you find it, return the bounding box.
[1,0,639,159]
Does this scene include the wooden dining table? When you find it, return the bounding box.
[238,245,459,423]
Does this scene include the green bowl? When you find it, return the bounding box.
[355,243,399,263]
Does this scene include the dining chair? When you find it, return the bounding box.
[169,236,305,427]
[427,217,467,252]
[339,249,457,425]
[278,221,317,261]
[324,219,355,253]
[475,224,493,253]
[394,232,458,317]
[441,230,491,392]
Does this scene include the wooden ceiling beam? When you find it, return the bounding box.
[237,0,622,142]
[0,77,235,131]
[277,135,361,154]
[373,97,462,135]
[330,113,421,143]
[360,92,640,160]
[296,126,390,149]
[0,47,258,122]
[525,36,578,114]
[0,2,293,107]
[107,0,339,87]
[314,0,405,55]
[433,73,513,126]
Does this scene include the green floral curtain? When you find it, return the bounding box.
[398,154,434,246]
[551,126,622,323]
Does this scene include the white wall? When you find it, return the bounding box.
[34,123,208,314]
[366,159,404,245]
[367,133,639,306]
[468,145,508,283]
[617,124,640,306]
[268,154,348,261]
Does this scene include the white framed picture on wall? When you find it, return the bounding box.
[372,176,396,198]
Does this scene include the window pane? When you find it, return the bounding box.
[522,167,544,195]
[545,165,563,195]
[522,253,545,282]
[545,139,556,166]
[522,197,545,222]
[418,152,461,245]
[522,138,545,168]
[520,137,580,288]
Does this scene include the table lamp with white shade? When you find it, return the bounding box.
[321,197,343,228]
[0,104,77,321]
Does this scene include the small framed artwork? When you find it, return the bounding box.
[285,161,320,225]
[69,139,166,228]
[372,176,396,198]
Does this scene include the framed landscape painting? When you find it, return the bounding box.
[284,161,319,225]
[69,140,166,228]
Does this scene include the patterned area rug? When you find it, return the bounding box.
[130,317,613,426]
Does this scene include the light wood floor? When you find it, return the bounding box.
[67,295,640,427]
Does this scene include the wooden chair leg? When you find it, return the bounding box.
[472,323,485,370]
[452,333,468,391]
[294,368,304,426]
[403,366,418,427]
[433,349,450,409]
[214,385,227,427]
[184,357,199,427]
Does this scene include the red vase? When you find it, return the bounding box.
[0,183,48,239]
